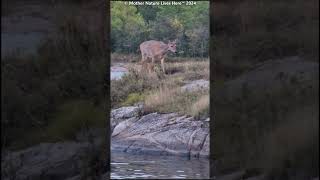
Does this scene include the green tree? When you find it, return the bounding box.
[111,1,147,53]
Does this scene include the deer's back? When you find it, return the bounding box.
[140,40,168,58]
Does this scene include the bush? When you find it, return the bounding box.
[111,68,160,108]
[121,93,145,106]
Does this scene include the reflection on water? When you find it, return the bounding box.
[111,152,209,179]
[111,65,128,80]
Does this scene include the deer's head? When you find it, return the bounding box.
[167,39,177,53]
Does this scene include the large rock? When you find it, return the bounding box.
[181,79,209,92]
[111,108,210,157]
[111,105,143,132]
[1,140,104,180]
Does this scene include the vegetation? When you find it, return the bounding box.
[110,1,210,119]
[111,59,209,119]
[111,1,209,57]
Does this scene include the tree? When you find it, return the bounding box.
[111,1,147,53]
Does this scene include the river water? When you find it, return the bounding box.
[111,65,129,80]
[111,152,209,179]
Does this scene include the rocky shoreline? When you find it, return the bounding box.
[111,105,210,158]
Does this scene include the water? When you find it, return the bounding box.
[111,152,209,179]
[111,65,128,80]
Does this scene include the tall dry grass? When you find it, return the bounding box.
[190,94,209,118]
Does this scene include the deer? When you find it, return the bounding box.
[139,40,177,74]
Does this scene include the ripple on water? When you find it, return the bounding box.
[111,152,209,179]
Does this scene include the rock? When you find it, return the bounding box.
[111,106,143,132]
[1,140,104,180]
[111,108,210,157]
[181,79,209,92]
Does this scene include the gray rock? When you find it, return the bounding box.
[111,110,210,157]
[111,106,143,132]
[1,140,103,180]
[181,79,209,92]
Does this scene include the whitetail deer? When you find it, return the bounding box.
[139,40,177,74]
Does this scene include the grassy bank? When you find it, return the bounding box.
[111,55,209,119]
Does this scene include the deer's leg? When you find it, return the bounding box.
[141,53,146,63]
[161,58,165,74]
[150,58,155,73]
[147,63,153,74]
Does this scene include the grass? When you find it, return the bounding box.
[190,94,209,119]
[121,93,145,106]
[111,55,210,119]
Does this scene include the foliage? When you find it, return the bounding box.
[121,93,145,106]
[111,1,209,57]
[111,60,209,118]
[111,1,148,53]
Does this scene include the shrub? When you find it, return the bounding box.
[121,93,145,106]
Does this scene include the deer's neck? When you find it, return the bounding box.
[162,45,170,54]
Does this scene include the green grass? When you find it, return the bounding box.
[121,93,145,106]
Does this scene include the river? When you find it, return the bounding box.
[111,152,209,179]
[111,64,129,80]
